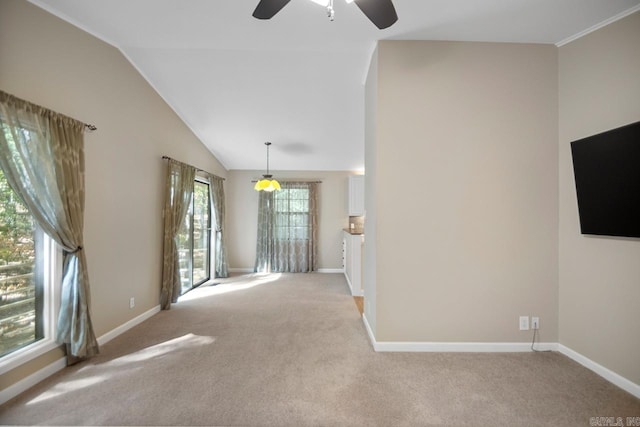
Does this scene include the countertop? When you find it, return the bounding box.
[343,228,364,235]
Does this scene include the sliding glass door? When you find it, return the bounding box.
[178,179,211,295]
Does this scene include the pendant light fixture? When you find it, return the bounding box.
[254,142,281,192]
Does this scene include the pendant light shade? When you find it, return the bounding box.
[254,177,281,192]
[255,142,280,192]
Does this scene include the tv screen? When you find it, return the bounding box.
[570,120,640,238]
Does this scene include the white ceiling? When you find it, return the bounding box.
[30,0,640,171]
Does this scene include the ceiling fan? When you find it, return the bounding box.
[252,0,398,30]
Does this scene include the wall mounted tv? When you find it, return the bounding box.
[570,120,640,238]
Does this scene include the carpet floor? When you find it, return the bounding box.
[1,272,638,426]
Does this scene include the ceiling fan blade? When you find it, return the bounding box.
[252,0,292,19]
[353,0,398,29]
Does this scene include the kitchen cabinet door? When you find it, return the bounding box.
[348,175,365,216]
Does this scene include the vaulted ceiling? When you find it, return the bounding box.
[30,0,640,171]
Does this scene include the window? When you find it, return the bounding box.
[178,178,211,294]
[274,187,311,240]
[0,168,40,357]
[0,133,60,369]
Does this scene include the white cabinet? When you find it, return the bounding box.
[343,231,364,296]
[348,175,365,216]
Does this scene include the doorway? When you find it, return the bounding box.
[178,178,211,295]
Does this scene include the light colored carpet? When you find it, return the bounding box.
[1,272,638,426]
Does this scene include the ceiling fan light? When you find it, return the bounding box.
[309,0,353,5]
[253,0,398,29]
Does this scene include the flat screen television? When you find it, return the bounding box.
[570,120,640,238]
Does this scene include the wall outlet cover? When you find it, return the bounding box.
[532,317,540,330]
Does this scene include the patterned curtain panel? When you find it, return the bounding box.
[0,90,99,361]
[160,159,195,309]
[255,191,274,273]
[208,174,229,278]
[255,182,318,273]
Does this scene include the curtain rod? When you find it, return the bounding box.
[0,90,97,131]
[162,156,225,181]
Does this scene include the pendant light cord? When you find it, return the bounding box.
[264,142,272,177]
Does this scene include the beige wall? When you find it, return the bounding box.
[3,0,637,400]
[370,40,559,342]
[0,0,227,390]
[226,170,353,270]
[363,48,379,333]
[558,12,640,384]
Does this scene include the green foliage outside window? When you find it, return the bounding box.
[0,166,38,356]
[0,168,35,264]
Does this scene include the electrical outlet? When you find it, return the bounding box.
[129,297,135,309]
[532,317,539,330]
[519,316,529,331]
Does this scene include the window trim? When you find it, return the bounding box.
[178,176,212,296]
[0,236,62,374]
[193,179,211,287]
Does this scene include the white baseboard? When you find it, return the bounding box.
[558,344,640,399]
[228,268,254,273]
[97,305,160,346]
[344,272,353,292]
[230,268,345,274]
[5,308,637,407]
[363,327,557,352]
[362,313,376,350]
[374,341,558,352]
[0,357,66,405]
[361,316,639,398]
[344,272,363,296]
[1,305,161,405]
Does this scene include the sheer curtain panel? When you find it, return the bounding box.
[161,159,196,309]
[254,190,274,273]
[0,90,99,362]
[209,175,229,278]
